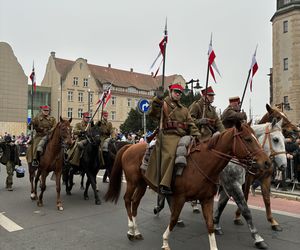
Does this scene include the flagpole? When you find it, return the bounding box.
[156,19,167,202]
[30,62,34,164]
[240,69,251,109]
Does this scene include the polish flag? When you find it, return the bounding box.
[249,46,259,92]
[103,89,112,107]
[208,34,221,83]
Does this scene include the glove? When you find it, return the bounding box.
[80,131,86,137]
[197,118,208,125]
[156,90,164,100]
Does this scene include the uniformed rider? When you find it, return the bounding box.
[189,86,225,142]
[27,105,56,167]
[221,96,247,128]
[145,83,200,195]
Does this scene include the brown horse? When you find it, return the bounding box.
[105,123,271,250]
[33,117,72,210]
[236,104,298,231]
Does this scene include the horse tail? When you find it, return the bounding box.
[105,144,131,204]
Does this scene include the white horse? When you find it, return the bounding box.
[213,119,287,249]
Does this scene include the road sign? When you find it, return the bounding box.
[138,99,150,113]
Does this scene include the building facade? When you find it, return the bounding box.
[0,42,28,136]
[41,52,185,129]
[271,0,300,124]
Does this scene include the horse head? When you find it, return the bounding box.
[253,120,287,171]
[86,121,101,146]
[59,116,73,147]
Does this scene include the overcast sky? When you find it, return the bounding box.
[0,0,276,119]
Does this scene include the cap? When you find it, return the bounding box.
[102,110,109,115]
[201,86,215,96]
[229,96,240,104]
[168,83,184,92]
[40,105,50,111]
[83,112,91,118]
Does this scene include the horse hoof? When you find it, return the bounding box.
[134,234,144,240]
[57,206,64,211]
[37,201,43,207]
[80,186,84,190]
[30,194,36,200]
[193,208,200,214]
[95,200,101,205]
[84,195,89,200]
[214,228,224,235]
[255,241,268,249]
[162,246,171,250]
[234,219,244,226]
[176,220,185,228]
[271,225,283,231]
[127,233,135,241]
[66,191,72,195]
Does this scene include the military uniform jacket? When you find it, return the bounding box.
[73,121,88,140]
[31,113,56,137]
[221,106,247,129]
[189,97,225,141]
[0,142,21,165]
[97,120,113,139]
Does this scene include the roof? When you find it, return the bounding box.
[53,57,181,91]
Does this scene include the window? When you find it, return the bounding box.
[127,98,132,107]
[83,78,88,87]
[67,108,73,118]
[111,96,116,106]
[73,77,78,86]
[88,92,93,103]
[135,99,139,108]
[78,92,83,102]
[78,108,83,118]
[67,91,73,102]
[283,96,289,104]
[111,111,116,120]
[283,20,288,33]
[283,0,291,4]
[283,58,288,71]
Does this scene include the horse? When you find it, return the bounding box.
[237,104,297,231]
[213,120,287,249]
[33,117,72,210]
[105,122,271,250]
[64,122,102,204]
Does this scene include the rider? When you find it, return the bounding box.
[145,83,200,195]
[221,96,247,128]
[66,112,90,167]
[189,86,225,142]
[27,105,56,167]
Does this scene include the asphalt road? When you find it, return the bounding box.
[0,159,300,250]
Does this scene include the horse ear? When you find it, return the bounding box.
[247,119,252,126]
[271,117,277,128]
[236,120,242,131]
[60,116,63,122]
[69,118,72,123]
[266,104,273,114]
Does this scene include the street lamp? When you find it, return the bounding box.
[88,88,91,114]
[184,79,202,96]
[57,98,60,120]
[275,96,292,112]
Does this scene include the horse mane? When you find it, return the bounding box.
[207,132,222,150]
[48,122,60,141]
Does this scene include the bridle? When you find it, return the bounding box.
[85,127,101,146]
[260,124,286,160]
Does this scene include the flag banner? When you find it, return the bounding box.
[96,85,112,105]
[103,89,112,107]
[248,46,259,92]
[30,66,36,92]
[208,34,221,83]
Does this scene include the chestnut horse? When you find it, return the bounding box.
[33,117,72,210]
[105,123,271,250]
[237,104,298,231]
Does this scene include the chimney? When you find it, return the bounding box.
[151,72,154,77]
[85,59,88,63]
[108,63,111,68]
[50,51,56,57]
[130,68,133,72]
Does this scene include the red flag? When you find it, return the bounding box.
[30,66,36,92]
[103,89,112,108]
[208,34,221,83]
[249,47,259,92]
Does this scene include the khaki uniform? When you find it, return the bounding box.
[26,113,56,163]
[67,121,88,166]
[189,97,225,142]
[221,106,247,129]
[145,96,200,188]
[96,119,113,167]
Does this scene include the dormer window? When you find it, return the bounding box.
[73,77,78,86]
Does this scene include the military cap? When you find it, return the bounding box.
[201,86,215,96]
[83,112,91,118]
[229,96,240,104]
[40,105,50,111]
[168,83,184,92]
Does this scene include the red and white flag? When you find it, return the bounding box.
[96,85,112,105]
[103,88,112,108]
[149,20,168,78]
[248,46,259,92]
[29,65,36,92]
[208,34,221,83]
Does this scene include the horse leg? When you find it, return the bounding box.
[261,175,282,231]
[65,167,71,195]
[201,198,218,250]
[86,171,101,205]
[130,182,147,240]
[154,193,166,215]
[37,171,47,207]
[124,182,138,241]
[213,188,230,235]
[84,177,90,200]
[80,172,85,190]
[33,169,41,200]
[29,164,37,200]
[55,170,64,211]
[162,196,185,250]
[231,184,268,249]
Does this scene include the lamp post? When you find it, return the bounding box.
[88,88,91,114]
[275,96,292,112]
[184,79,202,96]
[57,98,60,120]
[60,77,63,118]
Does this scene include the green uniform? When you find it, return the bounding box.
[96,119,113,167]
[189,97,225,142]
[26,113,56,164]
[221,105,247,129]
[67,121,88,166]
[145,96,200,189]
